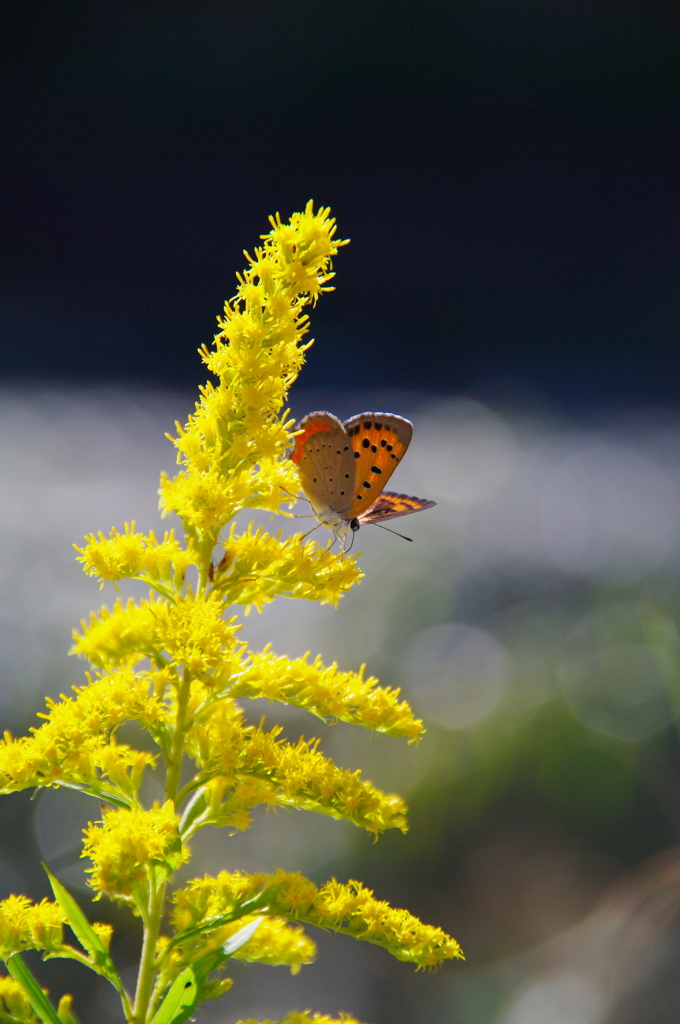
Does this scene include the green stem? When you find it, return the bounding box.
[165,669,191,807]
[196,532,216,595]
[132,876,165,1024]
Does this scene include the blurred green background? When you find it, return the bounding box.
[2,387,680,1023]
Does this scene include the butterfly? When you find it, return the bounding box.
[290,411,436,547]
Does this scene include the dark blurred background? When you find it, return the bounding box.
[3,4,680,1024]
[2,0,679,407]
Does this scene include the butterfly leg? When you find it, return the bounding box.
[297,523,324,544]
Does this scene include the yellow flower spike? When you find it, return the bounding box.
[232,650,424,740]
[0,207,462,1023]
[163,203,347,540]
[172,869,463,970]
[186,708,408,836]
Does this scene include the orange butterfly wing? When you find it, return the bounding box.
[291,412,356,514]
[358,490,437,524]
[342,412,413,519]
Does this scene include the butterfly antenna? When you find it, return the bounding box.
[278,487,316,518]
[374,523,413,542]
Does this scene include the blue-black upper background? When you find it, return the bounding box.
[2,1,679,409]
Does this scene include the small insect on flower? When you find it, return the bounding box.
[291,411,436,548]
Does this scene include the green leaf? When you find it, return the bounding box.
[56,781,131,810]
[184,917,263,998]
[178,789,208,834]
[43,865,123,993]
[160,896,270,957]
[222,916,263,956]
[6,954,62,1024]
[148,968,198,1024]
[155,922,262,1024]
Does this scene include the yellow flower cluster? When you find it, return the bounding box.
[83,802,186,898]
[171,913,315,976]
[233,650,424,739]
[187,704,407,836]
[173,870,463,969]
[236,1014,370,1024]
[212,525,362,610]
[233,916,314,972]
[72,595,243,678]
[75,524,197,595]
[0,668,158,795]
[0,896,65,957]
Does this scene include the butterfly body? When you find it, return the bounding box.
[291,411,435,546]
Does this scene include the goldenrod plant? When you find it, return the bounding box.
[0,203,462,1024]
